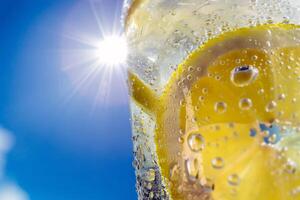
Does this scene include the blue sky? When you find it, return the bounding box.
[0,0,136,199]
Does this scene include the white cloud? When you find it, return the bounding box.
[0,127,13,153]
[0,127,29,200]
[0,184,29,200]
[0,127,13,179]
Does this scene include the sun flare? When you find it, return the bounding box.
[60,1,130,106]
[96,35,128,66]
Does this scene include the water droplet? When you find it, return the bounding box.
[239,98,252,110]
[230,65,259,87]
[185,158,199,181]
[214,102,227,114]
[227,174,240,186]
[211,157,224,169]
[188,133,205,152]
[266,101,277,112]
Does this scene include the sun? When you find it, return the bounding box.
[60,0,131,106]
[96,35,128,66]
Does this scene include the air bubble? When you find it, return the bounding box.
[239,98,253,110]
[214,102,227,114]
[230,65,259,87]
[227,174,240,186]
[278,93,286,100]
[266,101,277,112]
[258,88,265,94]
[199,96,205,102]
[211,157,224,169]
[251,55,258,60]
[202,88,208,94]
[188,133,205,152]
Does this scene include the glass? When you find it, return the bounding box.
[124,0,300,199]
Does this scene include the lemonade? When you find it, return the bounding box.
[124,1,300,199]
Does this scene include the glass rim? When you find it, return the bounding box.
[122,0,144,30]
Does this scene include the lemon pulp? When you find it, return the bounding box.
[129,24,300,200]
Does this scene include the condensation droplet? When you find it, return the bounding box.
[239,98,253,110]
[211,157,224,169]
[227,174,240,186]
[230,65,259,87]
[266,101,277,112]
[214,101,227,114]
[188,133,205,152]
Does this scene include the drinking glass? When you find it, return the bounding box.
[124,1,300,199]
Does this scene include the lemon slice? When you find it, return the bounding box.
[129,24,300,200]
